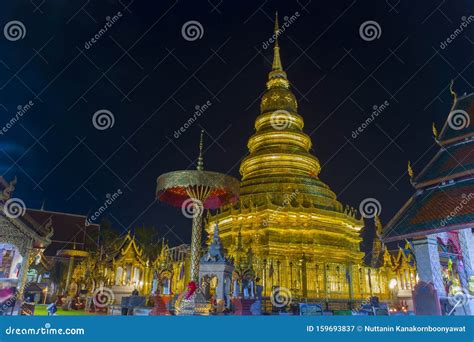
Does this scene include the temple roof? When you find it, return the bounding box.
[384,87,474,242]
[387,242,416,269]
[413,138,474,188]
[26,209,99,257]
[201,223,231,264]
[104,232,146,266]
[0,177,52,247]
[438,92,474,145]
[383,178,474,242]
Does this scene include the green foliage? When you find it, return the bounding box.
[134,225,161,260]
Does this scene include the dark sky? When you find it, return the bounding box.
[1,0,473,247]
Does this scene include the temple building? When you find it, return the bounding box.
[101,232,150,301]
[207,17,390,307]
[0,177,53,311]
[384,87,474,314]
[152,243,190,296]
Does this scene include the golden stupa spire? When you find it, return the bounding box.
[197,130,204,171]
[272,12,282,71]
[267,12,289,90]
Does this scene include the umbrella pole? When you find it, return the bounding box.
[190,204,203,283]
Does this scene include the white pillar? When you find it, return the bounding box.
[216,274,224,300]
[458,228,474,278]
[412,235,446,296]
[456,228,474,315]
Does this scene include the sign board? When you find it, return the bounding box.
[412,281,441,316]
[121,296,146,308]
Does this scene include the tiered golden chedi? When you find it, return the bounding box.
[208,19,389,304]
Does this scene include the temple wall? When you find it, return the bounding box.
[238,256,390,301]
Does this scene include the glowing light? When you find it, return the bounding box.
[388,278,398,289]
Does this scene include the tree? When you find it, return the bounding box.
[134,225,161,261]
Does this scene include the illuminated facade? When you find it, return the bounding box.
[207,18,390,305]
[384,86,474,314]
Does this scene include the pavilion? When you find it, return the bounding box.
[384,87,474,315]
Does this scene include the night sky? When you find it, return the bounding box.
[0,0,473,247]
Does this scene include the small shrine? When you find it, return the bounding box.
[199,223,234,312]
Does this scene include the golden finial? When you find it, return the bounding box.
[374,215,382,236]
[272,11,283,71]
[197,130,204,171]
[404,239,412,250]
[432,122,438,139]
[407,160,414,179]
[450,79,458,101]
[274,12,279,46]
[383,248,391,266]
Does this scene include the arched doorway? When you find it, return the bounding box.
[0,243,23,281]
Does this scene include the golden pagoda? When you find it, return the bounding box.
[208,15,390,305]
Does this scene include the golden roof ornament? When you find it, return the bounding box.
[407,160,414,179]
[383,248,392,266]
[197,130,205,171]
[449,79,458,102]
[432,122,438,140]
[374,215,383,237]
[272,11,282,71]
[266,12,289,90]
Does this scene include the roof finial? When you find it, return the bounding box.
[213,221,220,239]
[432,122,438,140]
[407,160,414,179]
[197,130,204,171]
[450,79,458,101]
[272,11,283,71]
